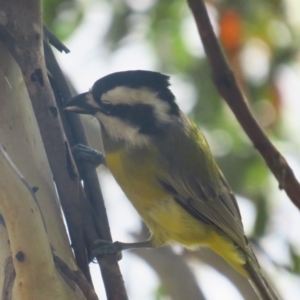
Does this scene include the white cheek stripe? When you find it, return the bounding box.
[101,86,172,123]
[95,112,150,147]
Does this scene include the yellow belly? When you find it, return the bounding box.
[105,150,207,244]
[105,149,247,276]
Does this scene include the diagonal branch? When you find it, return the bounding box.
[187,0,300,209]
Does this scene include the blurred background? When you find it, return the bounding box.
[43,0,300,299]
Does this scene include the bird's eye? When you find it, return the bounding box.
[101,103,115,115]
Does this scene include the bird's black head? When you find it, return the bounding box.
[65,70,181,147]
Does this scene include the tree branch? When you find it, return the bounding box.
[0,146,86,299]
[44,39,128,300]
[43,25,70,53]
[187,0,300,208]
[0,0,90,281]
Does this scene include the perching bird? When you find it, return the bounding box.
[65,70,278,300]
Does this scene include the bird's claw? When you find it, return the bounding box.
[72,144,105,167]
[90,240,123,261]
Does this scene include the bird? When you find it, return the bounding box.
[65,70,278,300]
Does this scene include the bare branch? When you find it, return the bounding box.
[43,25,70,53]
[44,39,128,300]
[187,0,300,208]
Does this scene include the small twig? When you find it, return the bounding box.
[187,0,300,209]
[43,25,70,53]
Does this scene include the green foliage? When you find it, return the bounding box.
[253,195,269,237]
[43,0,84,40]
[154,284,168,300]
[290,245,300,275]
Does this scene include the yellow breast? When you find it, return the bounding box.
[105,148,210,246]
[105,149,165,209]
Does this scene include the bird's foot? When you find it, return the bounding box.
[90,239,153,260]
[72,144,105,167]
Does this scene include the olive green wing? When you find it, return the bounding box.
[160,167,254,260]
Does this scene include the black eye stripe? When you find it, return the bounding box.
[100,103,149,118]
[100,103,115,115]
[100,103,161,135]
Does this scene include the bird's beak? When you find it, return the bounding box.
[64,92,91,114]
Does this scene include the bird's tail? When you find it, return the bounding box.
[245,259,280,300]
